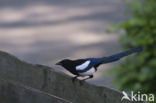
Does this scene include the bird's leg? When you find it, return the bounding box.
[72,75,79,83]
[79,75,93,85]
[82,75,93,81]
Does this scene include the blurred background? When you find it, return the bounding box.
[0,0,155,98]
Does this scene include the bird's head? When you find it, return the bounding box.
[55,59,71,67]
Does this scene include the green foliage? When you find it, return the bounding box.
[108,0,156,100]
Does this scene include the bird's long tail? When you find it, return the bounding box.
[102,47,142,64]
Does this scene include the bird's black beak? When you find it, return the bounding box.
[56,62,62,65]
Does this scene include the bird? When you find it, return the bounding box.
[56,47,142,83]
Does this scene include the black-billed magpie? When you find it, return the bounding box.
[56,47,142,82]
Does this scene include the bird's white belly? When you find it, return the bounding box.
[78,67,96,76]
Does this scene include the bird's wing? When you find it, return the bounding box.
[75,58,102,73]
[76,60,90,71]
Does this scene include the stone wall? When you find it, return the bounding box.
[0,78,70,103]
[0,51,145,103]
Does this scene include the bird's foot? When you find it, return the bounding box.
[79,80,85,86]
[72,78,76,83]
[72,76,78,84]
[79,75,93,86]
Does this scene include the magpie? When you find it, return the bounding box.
[56,47,142,82]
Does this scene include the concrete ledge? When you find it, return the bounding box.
[0,78,71,103]
[0,51,145,103]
